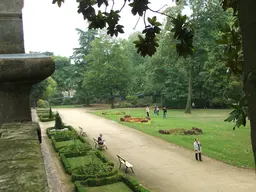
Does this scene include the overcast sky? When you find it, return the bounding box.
[22,0,189,57]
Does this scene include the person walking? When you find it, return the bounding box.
[193,138,202,161]
[146,105,150,118]
[163,106,167,118]
[156,106,159,115]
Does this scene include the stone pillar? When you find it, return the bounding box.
[0,0,25,53]
[0,0,55,125]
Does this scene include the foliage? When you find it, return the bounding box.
[55,112,64,129]
[59,144,91,157]
[94,108,254,168]
[49,107,54,119]
[83,35,132,108]
[37,99,49,108]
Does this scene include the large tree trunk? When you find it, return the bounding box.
[185,67,192,114]
[110,91,115,109]
[238,0,256,168]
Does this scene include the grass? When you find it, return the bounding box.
[55,139,83,150]
[68,154,103,169]
[92,108,254,168]
[86,182,133,192]
[52,105,85,108]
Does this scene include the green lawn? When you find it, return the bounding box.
[67,154,103,169]
[86,182,132,192]
[55,139,83,150]
[52,105,85,108]
[92,108,254,168]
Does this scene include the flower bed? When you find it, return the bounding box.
[120,115,151,123]
[36,108,55,122]
[158,127,203,135]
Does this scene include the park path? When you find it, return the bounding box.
[57,108,256,192]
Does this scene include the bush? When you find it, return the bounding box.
[53,131,78,142]
[122,175,150,192]
[114,101,132,108]
[49,107,54,119]
[74,181,88,192]
[84,174,122,187]
[72,169,118,182]
[55,112,64,129]
[59,144,91,157]
[37,99,49,108]
[126,95,138,106]
[60,153,72,174]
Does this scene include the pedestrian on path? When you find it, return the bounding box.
[163,106,167,118]
[146,105,150,118]
[194,138,202,161]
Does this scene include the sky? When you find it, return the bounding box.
[22,0,190,57]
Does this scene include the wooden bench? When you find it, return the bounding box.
[93,138,107,150]
[117,155,134,174]
[79,126,87,137]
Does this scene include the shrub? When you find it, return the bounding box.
[37,99,49,108]
[60,154,72,174]
[126,95,138,106]
[49,107,54,119]
[84,174,122,187]
[59,144,91,157]
[54,131,78,142]
[122,175,150,192]
[74,181,88,192]
[115,101,132,108]
[55,112,64,129]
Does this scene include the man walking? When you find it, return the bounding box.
[193,138,202,161]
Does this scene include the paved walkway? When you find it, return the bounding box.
[56,108,256,192]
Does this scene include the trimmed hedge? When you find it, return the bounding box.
[60,154,72,174]
[122,175,150,192]
[74,181,88,192]
[95,151,114,167]
[75,174,150,192]
[71,168,118,182]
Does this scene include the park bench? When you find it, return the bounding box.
[93,138,107,150]
[79,126,87,137]
[117,155,134,174]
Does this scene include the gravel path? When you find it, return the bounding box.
[31,110,65,192]
[56,108,256,192]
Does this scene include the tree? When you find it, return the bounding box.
[83,36,132,108]
[71,29,98,105]
[52,0,256,168]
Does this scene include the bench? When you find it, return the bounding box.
[93,138,107,150]
[117,155,134,174]
[79,126,87,137]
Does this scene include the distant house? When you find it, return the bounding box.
[62,90,76,98]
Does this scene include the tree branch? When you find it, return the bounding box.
[119,0,127,12]
[111,0,115,10]
[143,11,147,27]
[147,6,175,20]
[133,16,141,29]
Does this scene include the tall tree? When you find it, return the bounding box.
[83,36,132,108]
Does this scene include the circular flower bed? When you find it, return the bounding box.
[158,127,203,135]
[120,115,151,123]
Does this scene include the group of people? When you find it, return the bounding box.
[145,105,167,118]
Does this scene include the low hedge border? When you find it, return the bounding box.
[60,153,72,174]
[39,117,55,122]
[74,174,150,192]
[71,168,118,182]
[95,151,114,166]
[122,175,150,192]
